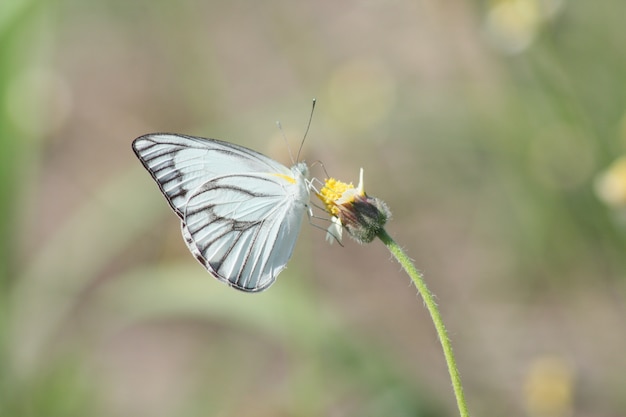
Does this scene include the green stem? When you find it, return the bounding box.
[377,228,470,417]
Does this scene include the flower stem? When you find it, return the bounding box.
[377,228,470,417]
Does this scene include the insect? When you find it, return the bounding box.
[132,133,311,293]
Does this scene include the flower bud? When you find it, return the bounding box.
[317,168,391,244]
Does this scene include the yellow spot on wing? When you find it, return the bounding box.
[270,173,296,184]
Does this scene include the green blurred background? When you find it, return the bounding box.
[2,0,626,416]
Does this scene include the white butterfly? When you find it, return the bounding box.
[132,133,310,292]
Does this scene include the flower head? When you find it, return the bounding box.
[316,168,391,244]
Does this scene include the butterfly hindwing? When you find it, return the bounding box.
[182,171,307,291]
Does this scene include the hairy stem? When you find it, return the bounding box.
[377,228,470,417]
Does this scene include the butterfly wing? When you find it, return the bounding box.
[132,133,310,292]
[182,171,308,291]
[132,133,293,218]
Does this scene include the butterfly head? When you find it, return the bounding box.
[292,161,309,179]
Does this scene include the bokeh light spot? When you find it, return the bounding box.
[595,155,626,208]
[524,355,574,417]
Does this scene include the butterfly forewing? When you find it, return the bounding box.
[132,133,310,292]
[132,134,294,218]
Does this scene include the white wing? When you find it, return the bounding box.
[132,133,310,292]
[132,133,294,219]
[182,171,308,291]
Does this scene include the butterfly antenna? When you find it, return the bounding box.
[276,120,296,164]
[311,160,330,179]
[296,98,316,162]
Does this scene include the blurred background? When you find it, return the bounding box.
[1,0,625,416]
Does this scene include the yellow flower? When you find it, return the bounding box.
[595,155,626,208]
[524,355,574,417]
[316,168,390,244]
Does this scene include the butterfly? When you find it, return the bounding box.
[132,133,311,292]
